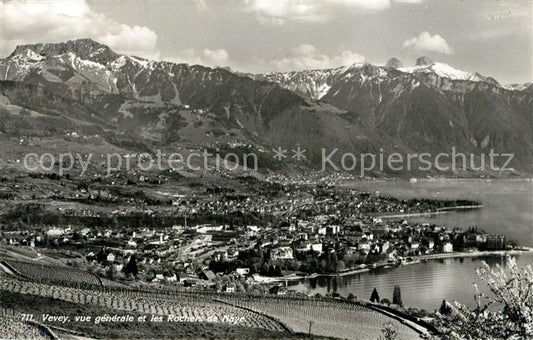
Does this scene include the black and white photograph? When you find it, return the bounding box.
[0,0,532,339]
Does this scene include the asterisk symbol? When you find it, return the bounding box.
[272,147,288,161]
[292,146,307,161]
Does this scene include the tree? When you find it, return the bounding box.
[438,299,451,315]
[107,264,115,280]
[125,255,139,276]
[96,247,106,263]
[235,282,245,293]
[273,265,282,277]
[438,256,533,338]
[257,244,264,262]
[370,288,380,303]
[267,264,276,276]
[327,252,339,272]
[392,285,403,306]
[336,260,346,272]
[378,322,399,340]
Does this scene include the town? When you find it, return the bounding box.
[0,170,514,295]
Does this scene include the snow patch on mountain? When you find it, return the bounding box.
[110,55,129,69]
[19,49,45,62]
[317,83,331,99]
[399,62,481,81]
[171,83,182,105]
[502,83,531,91]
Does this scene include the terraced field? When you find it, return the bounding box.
[0,278,286,332]
[0,263,423,339]
[0,315,50,340]
[2,259,102,287]
[216,295,421,340]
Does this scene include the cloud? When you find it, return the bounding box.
[244,0,393,25]
[343,0,392,10]
[402,31,453,54]
[98,25,158,58]
[291,44,318,56]
[0,0,158,59]
[395,0,423,3]
[202,49,229,65]
[166,44,363,73]
[244,0,329,25]
[165,48,230,67]
[268,44,365,71]
[195,0,208,11]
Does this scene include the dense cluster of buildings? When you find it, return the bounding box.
[0,176,511,290]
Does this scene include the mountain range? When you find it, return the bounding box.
[0,38,531,176]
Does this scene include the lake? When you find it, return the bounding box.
[288,179,533,310]
[344,179,533,246]
[288,253,533,311]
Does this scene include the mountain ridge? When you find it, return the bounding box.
[1,38,532,175]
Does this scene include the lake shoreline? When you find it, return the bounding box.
[340,179,533,247]
[267,248,533,283]
[374,204,483,220]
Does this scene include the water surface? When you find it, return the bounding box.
[289,253,533,311]
[344,179,533,246]
[290,179,533,310]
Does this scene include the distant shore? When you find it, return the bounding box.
[374,204,483,220]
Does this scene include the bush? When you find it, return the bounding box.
[438,256,533,338]
[380,298,391,306]
[378,322,399,340]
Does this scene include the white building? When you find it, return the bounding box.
[271,247,293,261]
[381,241,390,254]
[47,227,65,236]
[236,268,250,276]
[246,225,260,238]
[166,273,178,282]
[197,225,223,234]
[311,243,323,254]
[358,242,371,251]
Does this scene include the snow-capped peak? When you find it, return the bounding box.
[345,61,366,69]
[502,83,532,91]
[399,62,481,81]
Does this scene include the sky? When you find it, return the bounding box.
[0,0,532,84]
